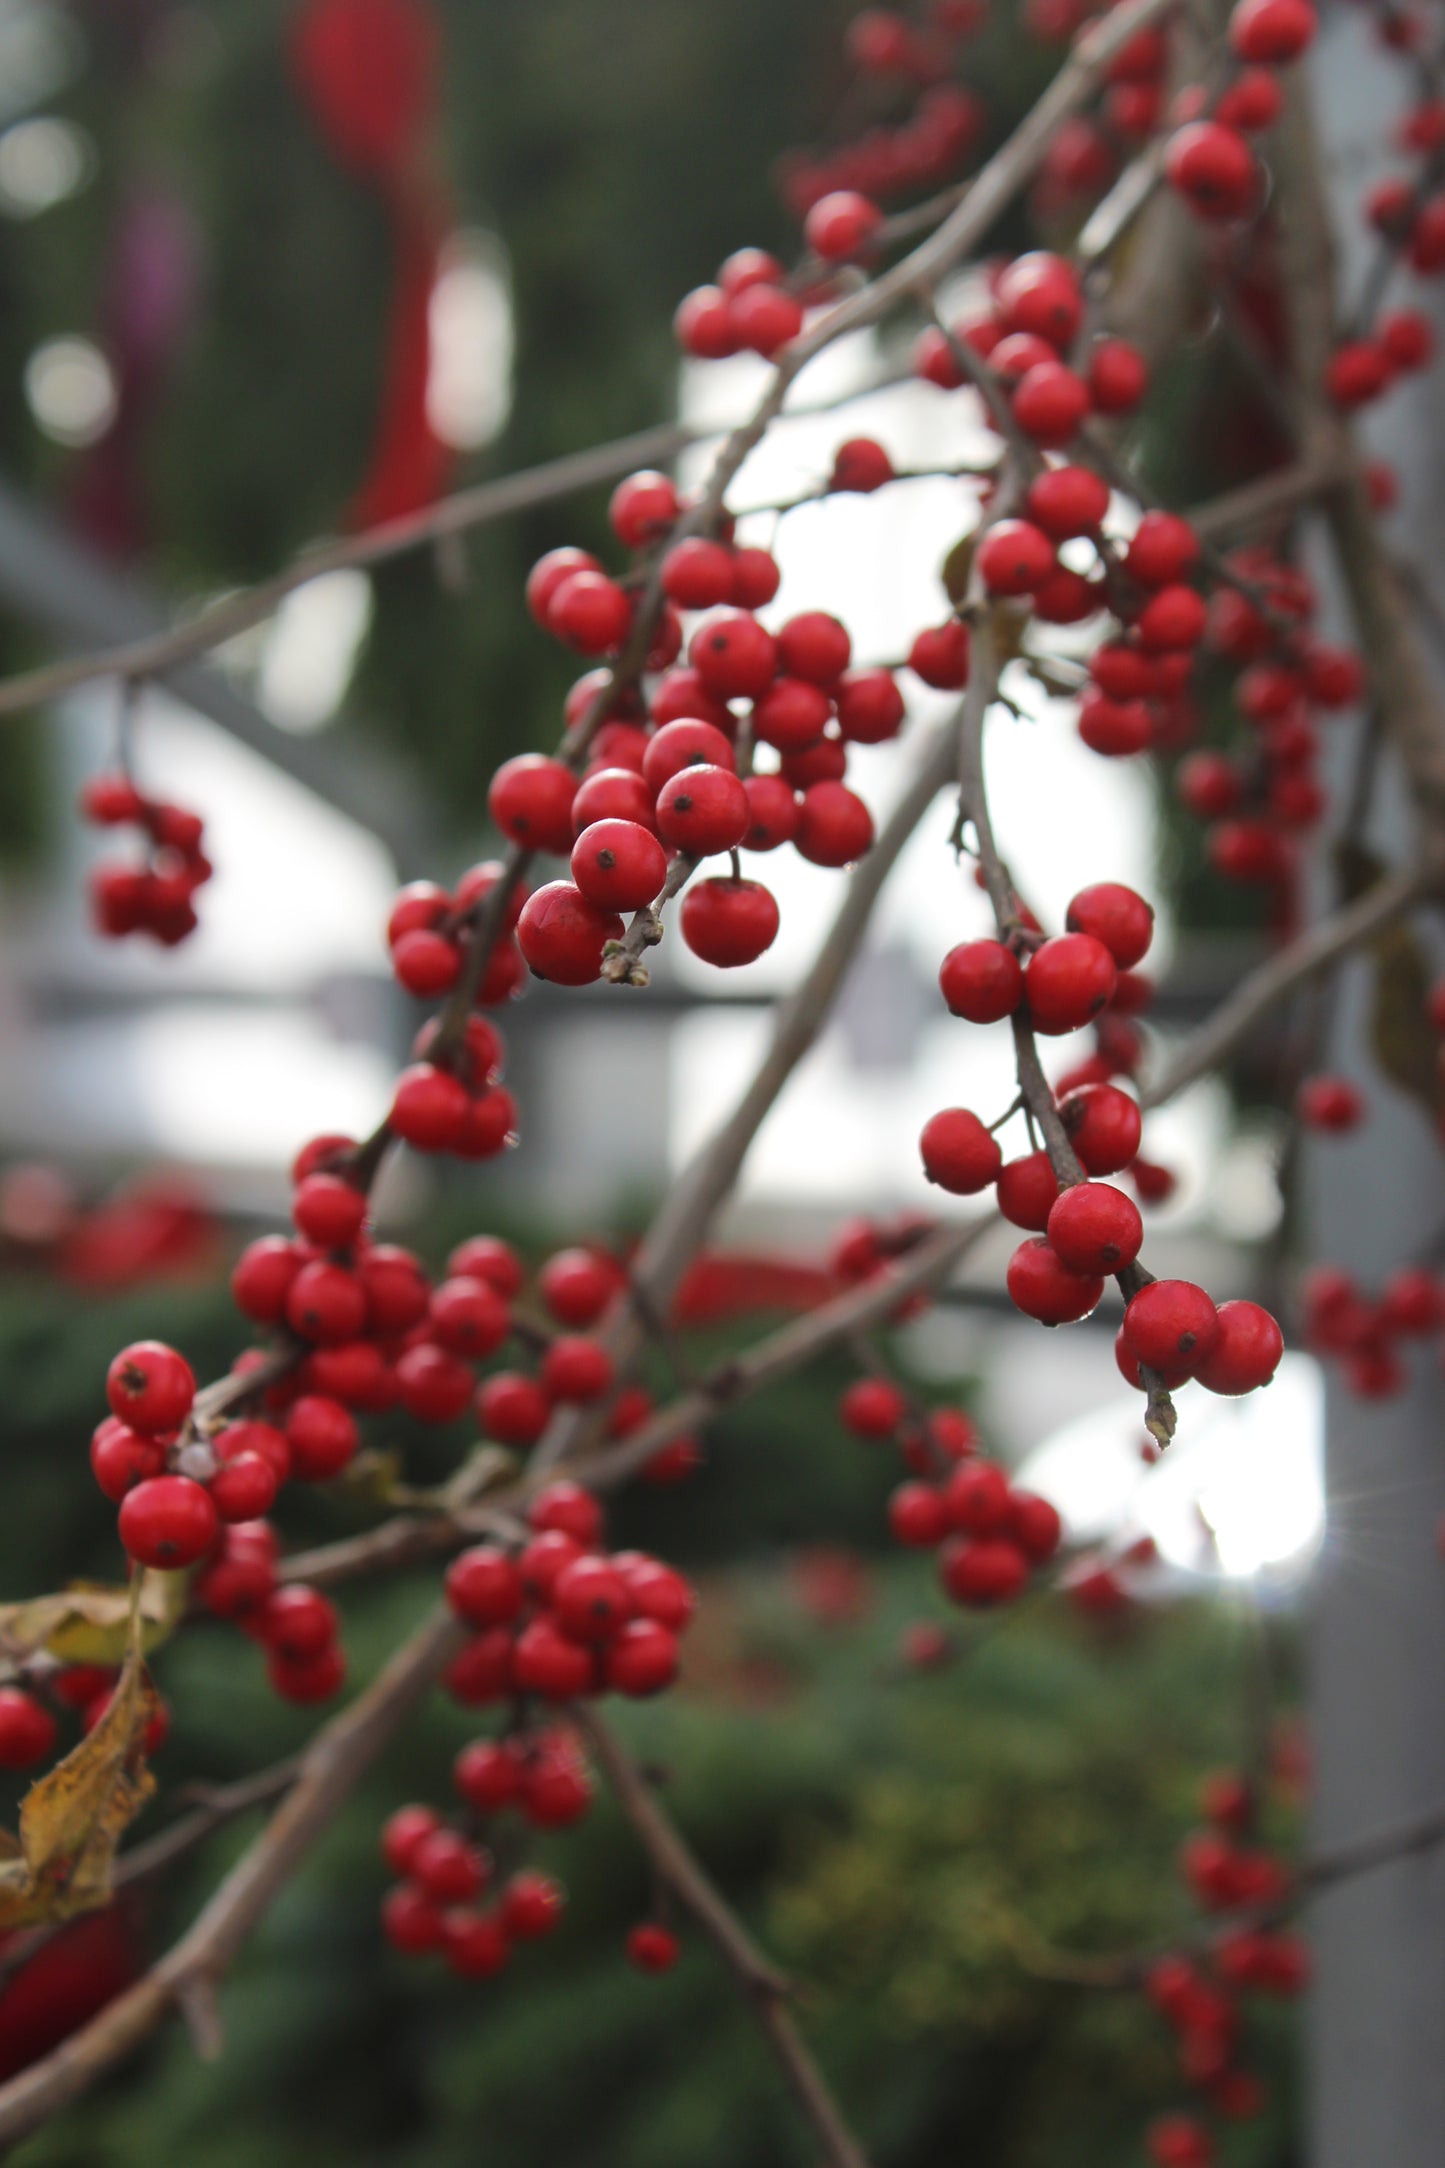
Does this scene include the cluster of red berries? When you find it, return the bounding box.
[1325,75,1445,407]
[839,1380,1064,1606]
[236,1199,695,1470]
[1141,1767,1307,2164]
[778,4,987,218]
[384,860,525,1009]
[495,506,897,982]
[1173,584,1365,896]
[383,1003,518,1159]
[91,1337,348,1704]
[81,773,211,947]
[1301,1259,1442,1401]
[440,1488,696,1707]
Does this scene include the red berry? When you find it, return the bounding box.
[571,818,668,912]
[680,877,780,966]
[286,1393,360,1479]
[1165,120,1258,221]
[1026,464,1110,539]
[1195,1300,1284,1394]
[1126,512,1199,587]
[552,1555,632,1643]
[445,1628,515,1705]
[840,1377,906,1438]
[231,1235,303,1323]
[976,519,1056,596]
[627,1922,681,1973]
[446,1545,524,1627]
[0,1688,57,1769]
[831,437,894,492]
[609,468,679,549]
[778,611,852,685]
[939,1535,1029,1606]
[908,620,971,688]
[454,1737,524,1811]
[1325,340,1392,409]
[655,764,750,855]
[1024,934,1117,1034]
[260,1584,338,1662]
[526,547,600,625]
[661,537,736,609]
[730,545,781,608]
[512,1616,595,1699]
[413,1828,491,1905]
[210,1451,278,1523]
[442,1909,512,1979]
[1010,1491,1062,1562]
[517,880,624,985]
[1006,1237,1104,1323]
[501,1869,566,1940]
[390,1063,470,1152]
[1298,1075,1364,1131]
[117,1475,219,1568]
[1046,1181,1143,1272]
[1229,0,1316,65]
[381,1803,440,1877]
[795,781,874,866]
[539,1247,622,1326]
[604,1617,679,1695]
[938,939,1023,1022]
[477,1371,553,1446]
[571,765,656,836]
[995,251,1083,347]
[540,1335,615,1403]
[617,1555,696,1630]
[889,1481,949,1547]
[488,754,578,855]
[529,1479,604,1545]
[1087,337,1147,413]
[395,1344,474,1425]
[836,669,905,744]
[675,284,739,359]
[943,1459,1012,1535]
[919,1107,1003,1194]
[1058,1083,1142,1175]
[1065,882,1154,968]
[729,282,804,358]
[106,1339,195,1435]
[426,1276,509,1360]
[805,188,882,261]
[1012,360,1089,446]
[996,1151,1060,1230]
[642,717,736,793]
[1137,584,1207,651]
[90,1418,166,1502]
[548,568,631,654]
[754,672,827,757]
[285,1260,366,1345]
[382,1883,445,1953]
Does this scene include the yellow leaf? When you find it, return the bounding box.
[0,1598,158,1930]
[0,1571,180,1671]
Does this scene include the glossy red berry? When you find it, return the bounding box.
[453,1737,524,1811]
[512,1616,595,1700]
[840,1377,906,1438]
[938,938,1023,1023]
[118,1475,219,1568]
[795,781,874,866]
[1006,1237,1104,1323]
[0,1688,58,1769]
[1298,1075,1365,1131]
[517,881,624,985]
[908,620,971,688]
[1087,337,1148,413]
[571,819,667,912]
[920,1108,1003,1194]
[609,468,679,549]
[428,1276,511,1359]
[1065,882,1154,969]
[730,282,804,358]
[382,1883,444,1954]
[661,537,736,609]
[529,1478,604,1545]
[1166,120,1258,221]
[655,765,750,855]
[888,1481,949,1547]
[1325,340,1392,409]
[548,569,631,654]
[476,1371,553,1446]
[1025,465,1110,539]
[390,1063,470,1152]
[1012,360,1090,446]
[1058,1083,1142,1175]
[446,1544,524,1627]
[286,1393,360,1479]
[551,1555,632,1643]
[106,1340,195,1435]
[90,1418,166,1502]
[805,189,882,260]
[995,250,1083,346]
[412,1827,491,1905]
[1046,1181,1143,1272]
[1195,1300,1284,1394]
[604,1618,680,1695]
[526,547,600,625]
[627,1922,681,1973]
[1024,934,1117,1034]
[260,1584,338,1662]
[831,436,894,492]
[381,1803,440,1877]
[1137,584,1207,651]
[501,1870,566,1940]
[1229,0,1316,64]
[488,754,578,855]
[943,1459,1012,1535]
[996,1150,1060,1229]
[680,876,780,966]
[977,519,1056,596]
[285,1260,366,1345]
[939,1535,1029,1606]
[540,1336,615,1403]
[642,717,735,794]
[689,611,778,698]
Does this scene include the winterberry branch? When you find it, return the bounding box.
[577,1708,874,2168]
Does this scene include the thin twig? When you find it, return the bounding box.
[578,1709,874,2168]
